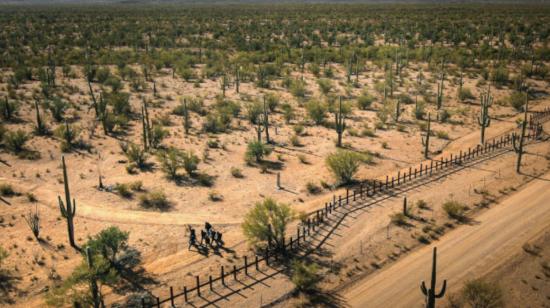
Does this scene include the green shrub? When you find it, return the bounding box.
[317,78,333,95]
[436,131,449,139]
[139,190,169,210]
[149,125,169,149]
[291,260,320,292]
[390,213,407,226]
[48,97,68,122]
[458,88,475,101]
[242,198,293,248]
[459,279,503,308]
[265,93,279,112]
[357,93,375,110]
[290,79,306,98]
[245,141,272,163]
[306,182,321,194]
[115,183,133,198]
[325,150,362,184]
[508,91,526,111]
[306,99,327,125]
[3,129,29,153]
[0,183,16,197]
[290,135,301,146]
[122,142,148,169]
[443,200,467,221]
[230,167,243,178]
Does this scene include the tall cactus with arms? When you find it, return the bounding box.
[58,156,77,248]
[512,93,529,173]
[478,87,492,145]
[421,247,447,308]
[335,96,346,147]
[421,113,432,159]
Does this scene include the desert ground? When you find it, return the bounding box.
[1,4,550,307]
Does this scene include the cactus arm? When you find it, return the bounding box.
[421,281,428,295]
[435,279,447,298]
[59,196,67,218]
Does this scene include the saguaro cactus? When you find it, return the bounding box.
[512,94,529,173]
[58,156,77,248]
[263,96,270,143]
[34,99,47,135]
[421,113,432,159]
[88,80,98,118]
[182,98,190,135]
[235,66,240,93]
[478,87,493,145]
[436,61,445,110]
[421,247,447,308]
[335,96,346,147]
[394,97,402,123]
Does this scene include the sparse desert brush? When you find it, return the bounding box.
[0,183,16,197]
[245,141,272,163]
[417,199,429,210]
[122,142,148,170]
[230,167,243,178]
[442,200,468,221]
[289,134,301,146]
[390,212,407,226]
[305,182,321,194]
[115,183,133,198]
[139,190,169,210]
[208,191,223,202]
[3,129,29,153]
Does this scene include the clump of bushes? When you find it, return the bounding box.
[139,190,169,210]
[442,200,468,221]
[325,150,363,185]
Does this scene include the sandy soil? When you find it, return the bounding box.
[1,60,549,307]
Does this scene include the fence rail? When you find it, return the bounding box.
[142,108,550,308]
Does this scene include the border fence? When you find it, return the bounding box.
[142,107,550,308]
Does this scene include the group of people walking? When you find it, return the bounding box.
[188,222,223,250]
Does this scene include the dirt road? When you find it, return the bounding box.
[342,173,550,308]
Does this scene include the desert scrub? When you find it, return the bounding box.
[3,129,29,153]
[443,200,468,221]
[245,141,272,163]
[325,150,362,185]
[390,213,407,226]
[208,191,223,202]
[230,167,244,178]
[0,183,16,197]
[290,135,301,146]
[416,199,429,210]
[297,154,308,164]
[305,182,321,194]
[115,183,133,198]
[139,190,169,210]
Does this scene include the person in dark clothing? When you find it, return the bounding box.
[200,230,206,245]
[188,228,196,250]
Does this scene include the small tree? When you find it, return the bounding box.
[157,147,184,179]
[325,150,362,184]
[242,198,293,249]
[291,260,320,293]
[245,140,272,163]
[82,226,129,266]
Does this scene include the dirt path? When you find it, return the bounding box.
[342,172,550,307]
